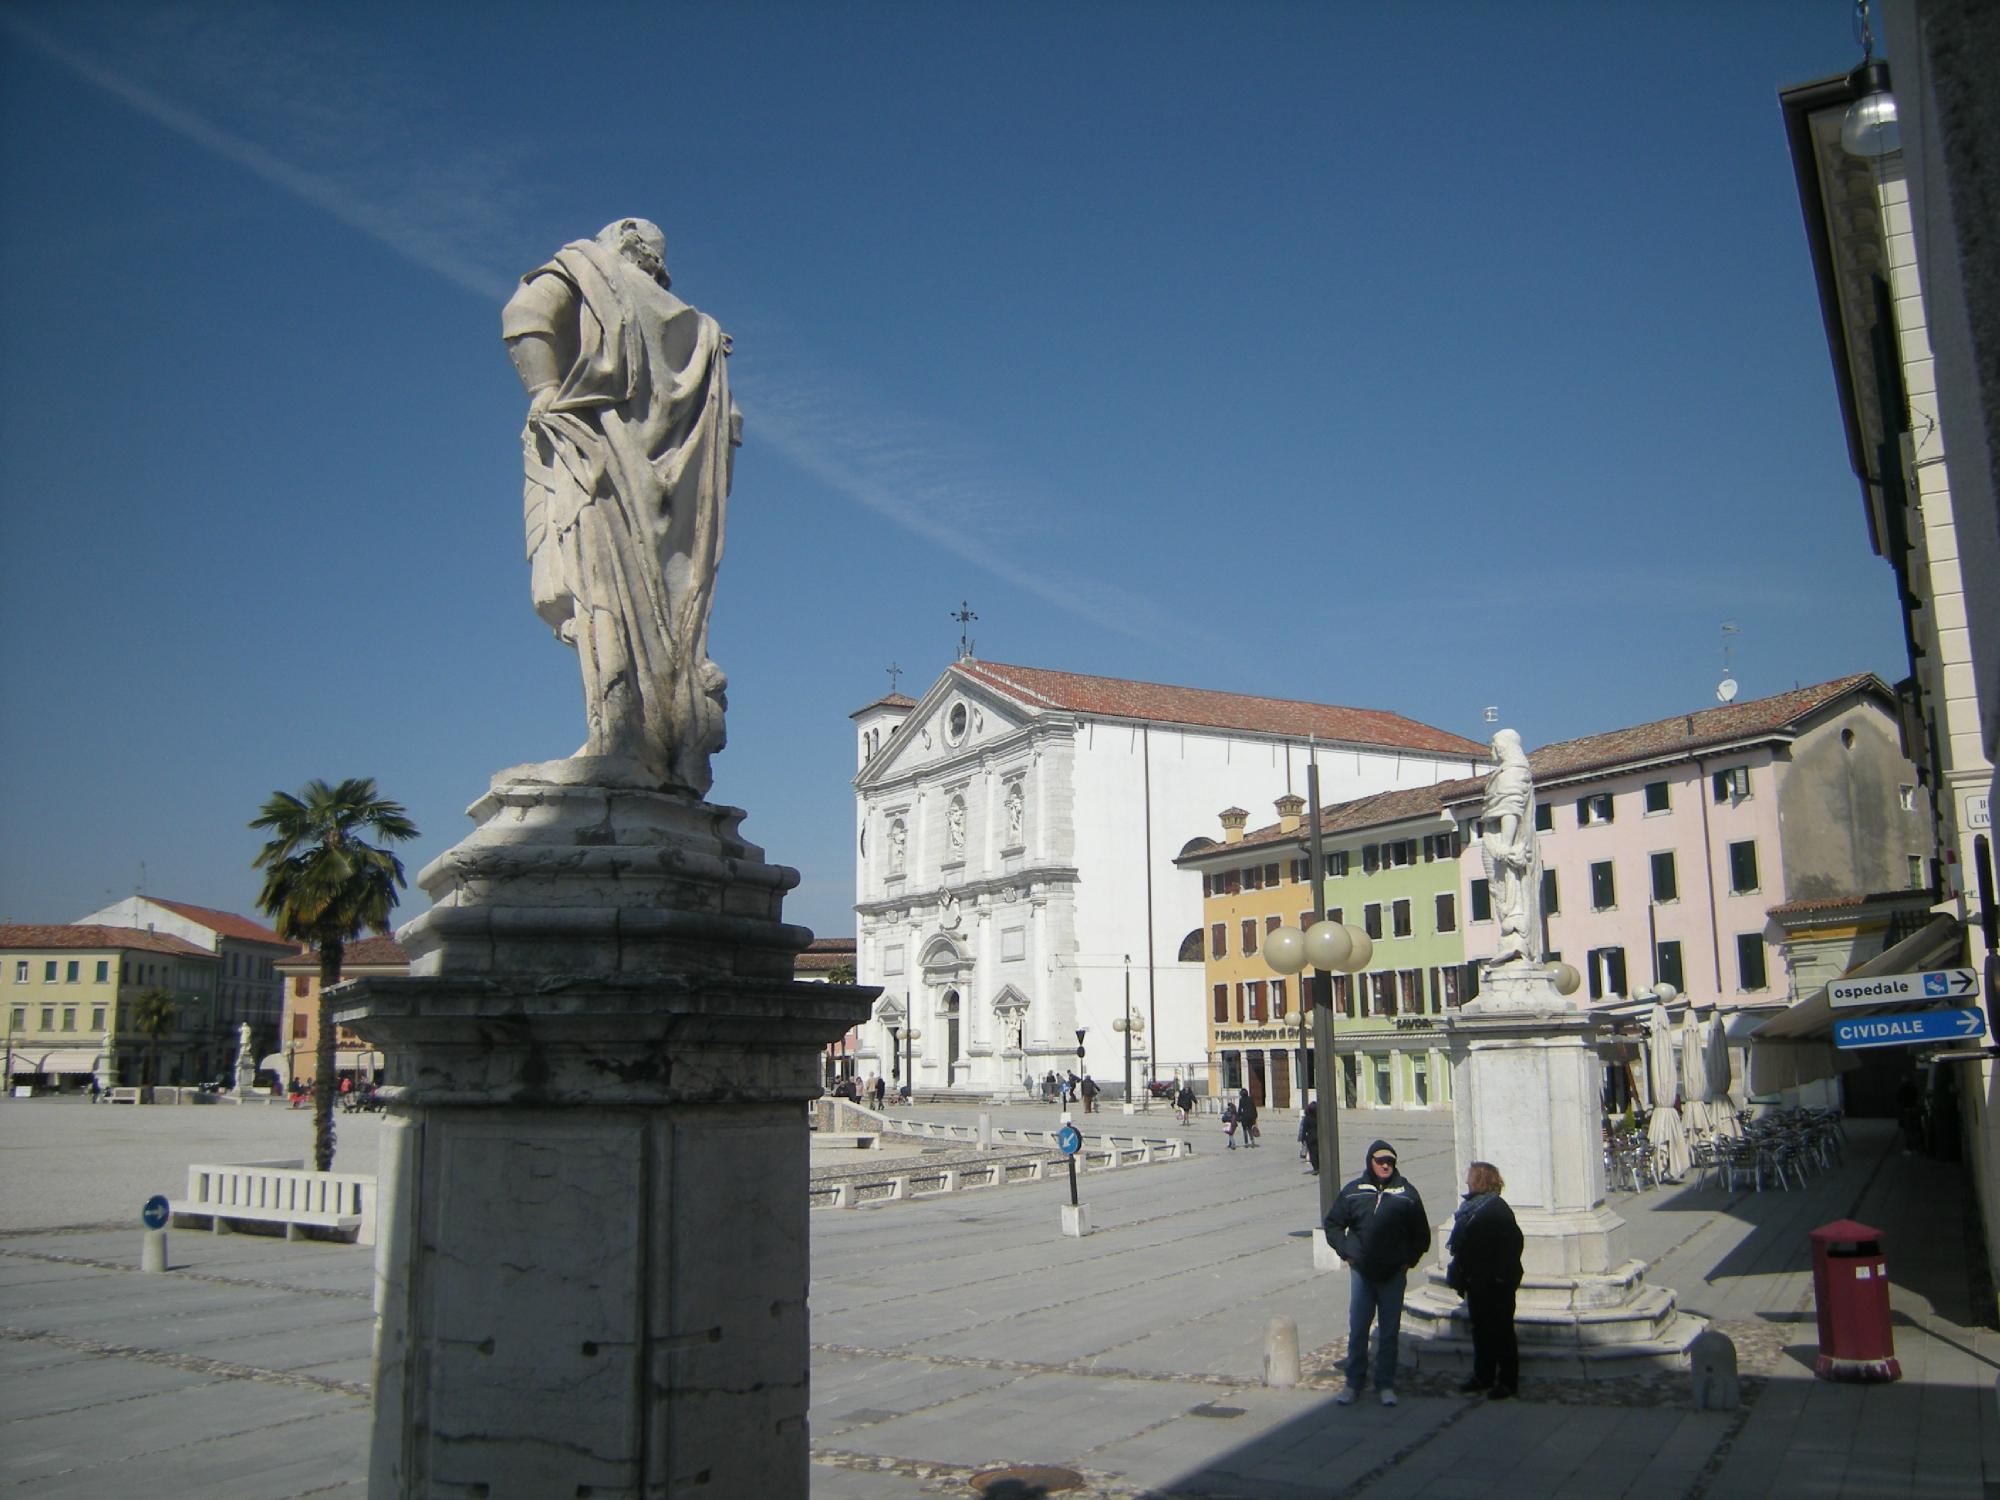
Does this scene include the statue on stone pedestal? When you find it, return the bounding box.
[503,218,742,797]
[1480,729,1541,964]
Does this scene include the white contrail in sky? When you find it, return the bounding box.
[2,4,1176,643]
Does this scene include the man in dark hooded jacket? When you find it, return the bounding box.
[1323,1138,1430,1406]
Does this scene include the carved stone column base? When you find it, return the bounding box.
[398,758,810,982]
[1403,964,1705,1375]
[337,763,874,1498]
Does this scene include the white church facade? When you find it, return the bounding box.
[850,660,1484,1099]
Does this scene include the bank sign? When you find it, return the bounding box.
[1832,1008,1986,1050]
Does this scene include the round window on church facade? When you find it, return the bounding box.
[945,701,970,744]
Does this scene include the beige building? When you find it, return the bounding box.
[274,937,408,1088]
[2,924,220,1088]
[76,896,292,1061]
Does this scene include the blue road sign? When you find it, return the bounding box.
[1056,1124,1082,1157]
[1832,1007,1987,1050]
[142,1194,169,1230]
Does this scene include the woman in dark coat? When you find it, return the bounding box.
[1236,1087,1260,1147]
[1446,1160,1524,1398]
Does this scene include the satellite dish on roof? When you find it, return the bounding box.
[1716,676,1738,703]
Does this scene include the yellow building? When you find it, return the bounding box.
[273,937,409,1088]
[1,925,220,1089]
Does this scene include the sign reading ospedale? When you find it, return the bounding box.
[1828,969,1979,1008]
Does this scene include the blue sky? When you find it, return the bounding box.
[0,2,1899,939]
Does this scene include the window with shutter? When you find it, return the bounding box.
[1737,935,1768,990]
[1392,900,1412,937]
[1729,840,1759,894]
[1541,868,1560,914]
[1213,984,1229,1022]
[1242,919,1258,956]
[1651,851,1678,903]
[1364,904,1383,940]
[1211,922,1226,958]
[1469,880,1491,922]
[1590,861,1616,910]
[1435,892,1456,933]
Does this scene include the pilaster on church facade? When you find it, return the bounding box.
[851,661,1485,1100]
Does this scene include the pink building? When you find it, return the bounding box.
[1454,674,1929,1021]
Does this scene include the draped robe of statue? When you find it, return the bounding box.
[1480,729,1542,964]
[503,223,738,797]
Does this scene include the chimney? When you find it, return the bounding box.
[1274,793,1306,833]
[1218,807,1249,844]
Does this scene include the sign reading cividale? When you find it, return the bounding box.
[1832,1008,1986,1050]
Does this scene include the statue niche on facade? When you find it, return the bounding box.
[503,218,742,797]
[1480,728,1541,964]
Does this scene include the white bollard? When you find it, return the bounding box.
[141,1227,168,1273]
[978,1112,992,1150]
[1264,1318,1300,1387]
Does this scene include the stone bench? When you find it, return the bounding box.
[169,1163,377,1245]
[106,1087,144,1104]
[814,1133,879,1150]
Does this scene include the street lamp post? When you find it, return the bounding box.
[887,1025,900,1087]
[904,1026,920,1101]
[1262,758,1373,1225]
[1113,1005,1145,1110]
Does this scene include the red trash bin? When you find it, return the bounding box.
[1809,1218,1900,1381]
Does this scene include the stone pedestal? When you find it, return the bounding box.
[1404,964,1703,1374]
[336,759,874,1499]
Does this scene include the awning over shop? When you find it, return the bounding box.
[1750,914,1967,1093]
[9,1049,105,1074]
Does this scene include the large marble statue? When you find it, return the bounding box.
[1480,729,1541,964]
[503,218,742,797]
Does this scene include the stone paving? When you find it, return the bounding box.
[1,1095,1995,1497]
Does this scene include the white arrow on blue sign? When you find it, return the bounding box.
[1832,1007,1987,1050]
[1828,968,1980,1009]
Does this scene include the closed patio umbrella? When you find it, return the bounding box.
[1681,1018,1715,1134]
[1705,1017,1738,1135]
[1647,1002,1691,1179]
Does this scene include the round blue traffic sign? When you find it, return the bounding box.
[142,1195,169,1230]
[1057,1124,1082,1157]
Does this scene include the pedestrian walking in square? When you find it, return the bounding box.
[1236,1087,1259,1147]
[1299,1097,1320,1174]
[1174,1082,1195,1127]
[1447,1160,1523,1400]
[1324,1139,1430,1407]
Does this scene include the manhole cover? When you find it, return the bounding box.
[968,1464,1088,1495]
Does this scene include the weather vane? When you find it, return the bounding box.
[950,601,979,661]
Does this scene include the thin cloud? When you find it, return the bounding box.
[1,7,518,301]
[4,5,1190,643]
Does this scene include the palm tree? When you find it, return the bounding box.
[251,778,418,1172]
[129,987,179,1090]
